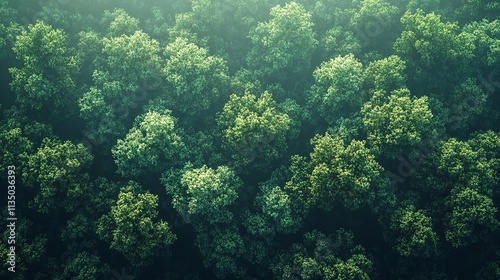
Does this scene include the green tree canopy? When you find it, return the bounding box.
[163,37,230,117]
[308,133,382,210]
[363,55,407,94]
[79,29,162,146]
[433,132,500,195]
[166,165,243,225]
[247,2,318,80]
[195,224,247,279]
[23,138,93,213]
[217,91,291,171]
[9,21,79,118]
[59,252,107,280]
[361,88,436,158]
[97,182,176,266]
[101,8,140,37]
[444,187,499,247]
[394,10,475,94]
[308,53,365,124]
[389,205,439,257]
[272,229,374,280]
[112,110,187,178]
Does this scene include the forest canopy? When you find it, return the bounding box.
[0,0,499,279]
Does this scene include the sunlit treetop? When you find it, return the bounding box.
[247,2,318,79]
[9,21,79,117]
[101,8,140,37]
[217,91,291,171]
[163,37,230,117]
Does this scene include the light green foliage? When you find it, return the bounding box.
[467,19,500,67]
[308,133,382,210]
[9,21,79,115]
[284,155,315,208]
[363,55,407,93]
[247,2,318,78]
[163,37,230,116]
[0,127,32,171]
[164,164,247,278]
[112,110,187,178]
[168,0,222,47]
[23,138,93,213]
[435,132,500,195]
[97,182,176,266]
[230,68,263,98]
[272,229,374,280]
[444,187,499,247]
[217,91,291,170]
[79,29,162,144]
[390,206,439,257]
[0,0,16,57]
[100,30,162,85]
[350,0,399,34]
[253,183,303,234]
[319,26,361,59]
[308,54,364,124]
[170,165,242,224]
[394,10,475,93]
[0,107,54,145]
[101,8,140,37]
[312,0,360,59]
[362,88,436,158]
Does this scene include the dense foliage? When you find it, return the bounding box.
[1,0,499,279]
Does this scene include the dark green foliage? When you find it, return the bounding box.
[444,187,499,247]
[389,205,439,257]
[272,229,374,280]
[2,1,500,279]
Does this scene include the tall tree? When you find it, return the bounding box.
[97,182,176,267]
[308,54,365,125]
[247,2,318,82]
[389,205,439,257]
[361,88,436,158]
[166,165,243,225]
[9,21,79,119]
[308,133,382,210]
[163,37,230,118]
[394,10,475,95]
[79,28,162,147]
[23,138,93,213]
[217,91,291,172]
[444,187,499,247]
[272,229,374,280]
[112,109,187,178]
